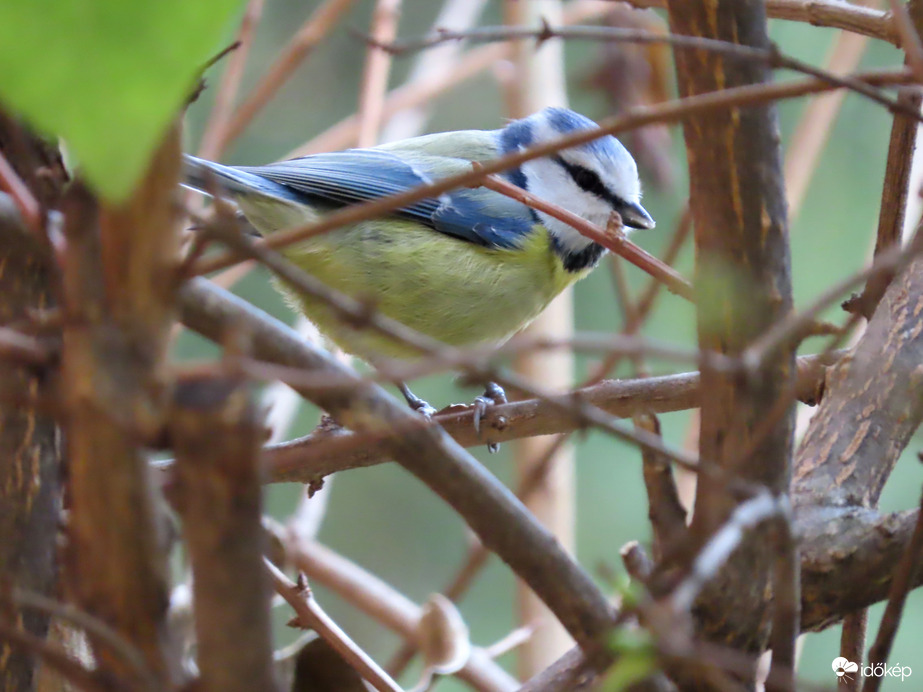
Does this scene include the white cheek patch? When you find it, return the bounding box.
[521,158,607,253]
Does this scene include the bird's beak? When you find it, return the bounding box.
[619,201,656,230]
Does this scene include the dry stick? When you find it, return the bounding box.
[583,206,693,386]
[293,0,609,156]
[888,0,923,82]
[840,610,868,692]
[356,0,402,147]
[216,0,357,152]
[258,351,839,486]
[281,537,518,692]
[197,0,267,161]
[668,493,789,614]
[745,229,923,370]
[766,515,799,692]
[193,67,914,278]
[179,279,617,653]
[618,0,898,44]
[861,489,923,692]
[264,558,404,692]
[479,174,694,300]
[784,9,875,219]
[636,412,687,561]
[847,87,923,319]
[60,131,183,681]
[170,377,278,692]
[370,22,913,123]
[386,433,572,679]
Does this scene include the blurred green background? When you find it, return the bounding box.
[181,2,923,689]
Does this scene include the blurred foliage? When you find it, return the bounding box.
[180,2,923,689]
[0,0,241,200]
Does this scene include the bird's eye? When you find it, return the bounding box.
[571,167,596,189]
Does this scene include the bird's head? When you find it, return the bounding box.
[499,107,654,268]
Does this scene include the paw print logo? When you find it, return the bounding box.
[832,657,859,682]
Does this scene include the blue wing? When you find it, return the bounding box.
[236,149,536,250]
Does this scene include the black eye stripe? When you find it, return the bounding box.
[553,155,626,210]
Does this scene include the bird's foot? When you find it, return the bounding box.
[472,382,506,454]
[398,382,437,419]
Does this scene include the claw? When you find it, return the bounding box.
[398,382,437,419]
[472,382,506,453]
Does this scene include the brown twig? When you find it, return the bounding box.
[861,489,923,692]
[253,350,836,485]
[745,229,923,369]
[636,412,687,561]
[193,66,913,277]
[765,514,799,692]
[584,205,693,385]
[216,0,357,151]
[840,610,867,692]
[60,126,183,681]
[356,0,402,147]
[197,0,267,161]
[282,539,517,691]
[846,85,922,319]
[888,0,923,82]
[783,15,874,219]
[291,0,609,155]
[264,559,404,692]
[619,0,898,44]
[170,376,278,692]
[480,174,694,300]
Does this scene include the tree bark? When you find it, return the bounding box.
[665,0,795,655]
[0,112,65,692]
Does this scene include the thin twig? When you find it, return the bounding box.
[197,0,267,160]
[618,0,898,44]
[784,14,874,219]
[480,174,694,300]
[356,0,402,147]
[584,205,693,385]
[668,493,788,614]
[861,490,923,692]
[888,0,923,82]
[766,514,799,692]
[841,610,867,692]
[744,230,923,369]
[292,0,609,155]
[217,0,357,151]
[284,538,518,691]
[264,558,404,692]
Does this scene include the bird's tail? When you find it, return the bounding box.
[182,154,297,202]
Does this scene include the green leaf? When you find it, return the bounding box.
[0,0,242,201]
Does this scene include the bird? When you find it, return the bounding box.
[183,106,654,436]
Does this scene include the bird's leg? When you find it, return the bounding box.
[398,382,437,418]
[473,382,506,454]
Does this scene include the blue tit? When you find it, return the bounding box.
[183,107,654,422]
